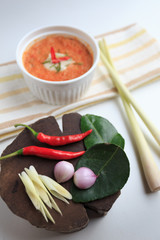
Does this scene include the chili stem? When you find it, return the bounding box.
[0,149,23,160]
[15,124,38,137]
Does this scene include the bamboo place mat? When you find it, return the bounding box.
[1,23,160,141]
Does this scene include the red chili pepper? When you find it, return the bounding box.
[51,47,56,62]
[15,124,92,146]
[51,59,60,64]
[50,47,70,63]
[58,56,70,61]
[0,146,85,161]
[51,56,70,64]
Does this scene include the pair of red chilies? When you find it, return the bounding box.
[50,47,70,64]
[0,124,92,161]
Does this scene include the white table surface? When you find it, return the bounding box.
[0,0,160,239]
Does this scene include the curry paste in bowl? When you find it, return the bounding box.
[23,35,93,82]
[16,25,99,105]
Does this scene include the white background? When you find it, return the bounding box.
[0,0,160,239]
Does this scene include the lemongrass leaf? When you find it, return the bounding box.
[42,60,51,64]
[55,62,61,72]
[73,62,83,65]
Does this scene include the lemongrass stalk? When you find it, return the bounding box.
[123,99,160,191]
[122,87,160,191]
[99,39,160,191]
[99,39,114,68]
[99,41,160,145]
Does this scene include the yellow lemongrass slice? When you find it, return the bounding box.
[40,205,48,222]
[46,192,62,215]
[25,166,52,208]
[33,182,52,208]
[19,171,55,223]
[25,166,46,190]
[39,203,55,224]
[25,166,62,214]
[19,171,41,209]
[28,166,62,214]
[50,190,69,204]
[47,194,63,215]
[39,175,72,200]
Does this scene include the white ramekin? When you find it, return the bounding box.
[16,25,99,105]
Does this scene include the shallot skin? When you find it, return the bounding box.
[73,167,97,189]
[54,161,74,183]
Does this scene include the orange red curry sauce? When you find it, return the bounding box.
[23,35,93,81]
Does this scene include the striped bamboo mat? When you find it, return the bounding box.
[1,23,160,141]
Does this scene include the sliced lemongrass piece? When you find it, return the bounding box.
[18,172,55,223]
[46,192,62,215]
[47,194,63,215]
[33,182,52,208]
[25,166,62,214]
[40,205,48,222]
[99,40,160,145]
[39,203,55,224]
[25,166,48,193]
[39,175,72,200]
[27,166,62,214]
[49,190,69,204]
[25,166,52,208]
[19,171,41,209]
